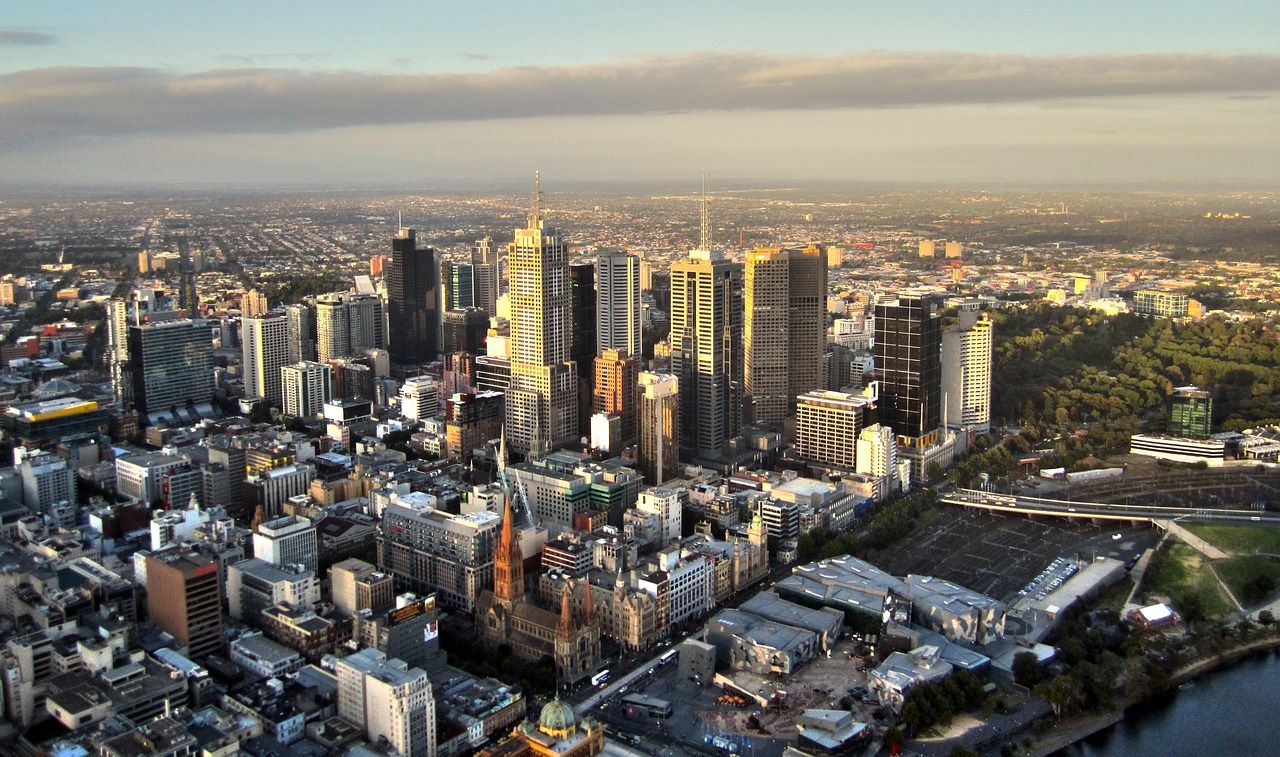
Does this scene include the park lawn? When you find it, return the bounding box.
[1183,523,1280,555]
[1215,555,1280,607]
[1141,542,1235,617]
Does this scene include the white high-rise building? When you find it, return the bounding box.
[399,376,440,422]
[596,250,641,358]
[336,648,436,757]
[253,515,318,574]
[281,361,331,418]
[316,292,385,362]
[243,313,290,407]
[856,423,898,479]
[794,389,873,469]
[506,174,577,456]
[19,454,76,518]
[942,311,993,433]
[637,487,683,543]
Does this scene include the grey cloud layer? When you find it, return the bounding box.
[3,51,1279,148]
[0,29,56,45]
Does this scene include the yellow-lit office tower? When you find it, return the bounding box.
[669,192,742,465]
[942,310,993,433]
[242,313,290,407]
[505,173,577,457]
[743,244,826,427]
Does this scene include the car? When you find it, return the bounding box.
[1112,533,1123,540]
[1251,516,1262,522]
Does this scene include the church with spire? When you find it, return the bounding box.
[475,491,602,685]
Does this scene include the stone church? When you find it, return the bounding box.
[476,495,602,684]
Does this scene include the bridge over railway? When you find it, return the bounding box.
[939,487,1280,525]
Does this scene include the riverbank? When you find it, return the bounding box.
[1004,633,1280,756]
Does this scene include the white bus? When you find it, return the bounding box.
[591,670,611,687]
[659,649,677,665]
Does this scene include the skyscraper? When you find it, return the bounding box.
[669,216,742,464]
[241,289,269,317]
[242,313,290,407]
[570,261,597,438]
[386,227,439,365]
[284,303,317,363]
[442,260,475,310]
[592,348,639,446]
[127,318,214,419]
[638,371,679,485]
[941,309,993,433]
[743,245,827,428]
[744,248,790,426]
[440,307,489,355]
[874,294,941,445]
[281,361,331,418]
[596,250,641,358]
[316,293,385,362]
[506,174,578,456]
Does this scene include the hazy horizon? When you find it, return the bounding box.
[3,1,1278,188]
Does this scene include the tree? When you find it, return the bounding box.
[1012,651,1044,688]
[884,725,904,756]
[1043,675,1085,718]
[1259,609,1275,626]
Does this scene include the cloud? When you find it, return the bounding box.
[459,52,497,61]
[0,29,56,46]
[213,52,330,66]
[2,51,1279,149]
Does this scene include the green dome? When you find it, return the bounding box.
[538,698,576,732]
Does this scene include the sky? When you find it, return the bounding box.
[1,1,1278,187]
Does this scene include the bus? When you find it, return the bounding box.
[659,649,677,665]
[591,670,611,687]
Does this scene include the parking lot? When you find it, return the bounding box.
[875,508,1149,603]
[1016,556,1079,603]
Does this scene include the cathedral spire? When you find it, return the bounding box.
[581,576,595,624]
[494,493,524,604]
[556,580,574,638]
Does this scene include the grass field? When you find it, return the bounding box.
[1216,556,1280,607]
[1183,523,1280,555]
[1140,542,1235,617]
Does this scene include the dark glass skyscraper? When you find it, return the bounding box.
[874,294,941,444]
[386,227,438,365]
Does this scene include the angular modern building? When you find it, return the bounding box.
[386,226,439,365]
[1170,385,1213,438]
[874,294,941,446]
[637,371,679,485]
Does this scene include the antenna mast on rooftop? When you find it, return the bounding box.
[699,175,712,250]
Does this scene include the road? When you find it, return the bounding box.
[941,487,1280,525]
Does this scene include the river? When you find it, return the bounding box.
[1063,650,1280,756]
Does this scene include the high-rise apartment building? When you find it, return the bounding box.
[336,648,436,757]
[127,319,214,418]
[284,303,316,363]
[941,310,993,433]
[856,423,898,479]
[637,487,683,543]
[242,313,290,407]
[1170,386,1213,438]
[254,515,318,574]
[19,453,76,520]
[669,249,742,464]
[592,349,639,446]
[145,550,224,660]
[794,388,875,469]
[506,175,578,456]
[241,289,269,317]
[596,250,641,357]
[399,376,440,422]
[874,294,941,445]
[386,227,439,365]
[637,371,679,485]
[743,245,827,428]
[281,361,331,418]
[315,293,385,363]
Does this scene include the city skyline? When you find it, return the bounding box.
[2,1,1278,185]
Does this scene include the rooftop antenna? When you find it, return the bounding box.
[529,170,543,227]
[397,210,402,231]
[699,175,712,250]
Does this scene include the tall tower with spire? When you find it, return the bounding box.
[505,172,578,457]
[668,178,744,466]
